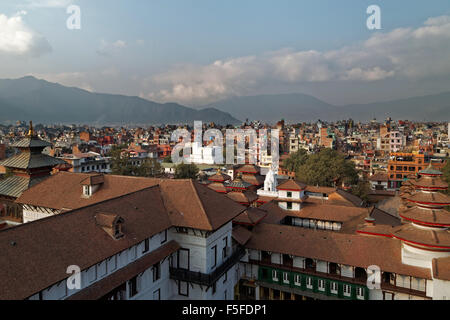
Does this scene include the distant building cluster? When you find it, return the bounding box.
[0,119,449,300]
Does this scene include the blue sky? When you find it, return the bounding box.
[1,0,450,106]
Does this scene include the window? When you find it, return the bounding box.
[211,245,217,268]
[343,284,351,297]
[153,263,161,282]
[153,289,160,300]
[356,287,364,299]
[287,192,292,198]
[161,230,167,244]
[224,290,227,300]
[294,275,301,286]
[212,282,216,295]
[272,270,278,281]
[222,237,228,259]
[306,277,313,289]
[178,281,188,297]
[88,265,97,283]
[83,186,91,196]
[318,279,325,291]
[283,272,289,284]
[287,202,293,210]
[330,282,338,294]
[142,239,149,254]
[223,271,227,283]
[129,276,138,298]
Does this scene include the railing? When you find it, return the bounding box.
[170,247,246,287]
[249,259,429,298]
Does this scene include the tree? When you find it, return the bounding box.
[163,155,173,163]
[442,159,450,195]
[174,163,199,179]
[296,149,359,187]
[351,180,371,203]
[283,149,308,173]
[110,149,134,176]
[135,158,162,177]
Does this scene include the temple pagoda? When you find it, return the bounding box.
[0,122,66,223]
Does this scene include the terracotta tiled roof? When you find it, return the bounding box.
[407,192,450,206]
[399,207,450,227]
[236,164,259,174]
[226,190,258,204]
[16,172,161,210]
[246,223,431,279]
[0,187,172,300]
[432,257,450,281]
[368,172,389,182]
[232,226,252,245]
[283,203,369,223]
[206,182,227,193]
[233,207,267,226]
[277,179,306,191]
[392,224,450,249]
[411,176,448,190]
[0,175,48,198]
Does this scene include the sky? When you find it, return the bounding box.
[1,0,450,107]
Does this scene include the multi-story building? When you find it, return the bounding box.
[1,174,246,300]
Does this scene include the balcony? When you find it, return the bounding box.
[169,247,245,287]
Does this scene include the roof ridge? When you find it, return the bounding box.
[5,184,162,233]
[190,180,213,230]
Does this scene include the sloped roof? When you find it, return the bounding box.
[232,226,253,245]
[432,257,450,281]
[10,137,52,149]
[0,152,66,170]
[277,179,306,191]
[233,207,267,226]
[0,175,48,198]
[246,223,431,279]
[0,187,172,300]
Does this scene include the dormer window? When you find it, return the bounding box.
[83,185,91,197]
[95,213,124,240]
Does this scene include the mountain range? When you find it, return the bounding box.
[203,92,450,123]
[1,76,449,125]
[0,77,239,125]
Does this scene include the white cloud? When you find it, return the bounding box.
[22,0,74,8]
[143,15,450,105]
[96,39,127,56]
[0,12,51,57]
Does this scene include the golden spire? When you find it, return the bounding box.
[27,121,36,137]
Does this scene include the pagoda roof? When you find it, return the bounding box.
[399,207,450,227]
[208,170,231,182]
[206,182,227,193]
[226,178,252,190]
[0,152,66,170]
[236,164,259,174]
[419,167,442,176]
[10,137,52,149]
[0,175,48,198]
[391,224,450,250]
[411,176,448,190]
[407,192,450,207]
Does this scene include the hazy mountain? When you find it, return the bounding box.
[0,77,240,125]
[203,92,450,123]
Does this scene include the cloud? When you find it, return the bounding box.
[0,12,51,57]
[96,39,127,56]
[22,0,74,8]
[144,15,450,105]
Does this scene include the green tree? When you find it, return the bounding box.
[163,155,173,163]
[351,180,371,203]
[283,149,309,172]
[135,158,162,177]
[110,149,134,176]
[296,149,359,187]
[174,163,199,179]
[442,159,450,195]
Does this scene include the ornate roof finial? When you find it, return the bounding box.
[27,121,36,137]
